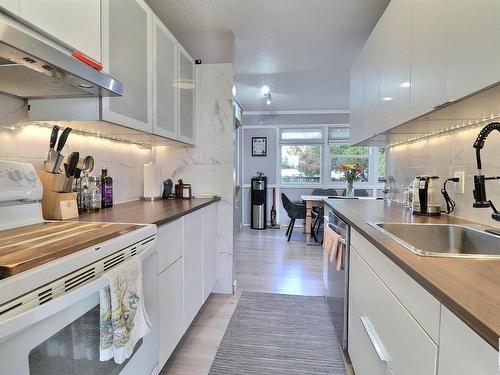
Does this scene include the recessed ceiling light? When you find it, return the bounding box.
[381,97,393,101]
[400,81,411,88]
[261,85,270,95]
[232,85,236,96]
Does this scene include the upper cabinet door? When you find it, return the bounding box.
[177,45,195,145]
[101,0,153,133]
[410,0,446,118]
[153,15,178,139]
[378,0,411,130]
[16,0,100,61]
[348,51,365,145]
[0,0,19,14]
[362,23,382,138]
[445,0,500,102]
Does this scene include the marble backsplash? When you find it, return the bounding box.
[386,124,500,227]
[0,95,153,204]
[155,63,234,293]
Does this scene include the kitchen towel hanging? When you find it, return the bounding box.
[323,226,343,270]
[99,256,151,364]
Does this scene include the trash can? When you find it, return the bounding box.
[251,175,267,230]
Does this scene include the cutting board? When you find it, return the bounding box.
[0,221,141,277]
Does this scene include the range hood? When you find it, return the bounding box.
[0,16,122,99]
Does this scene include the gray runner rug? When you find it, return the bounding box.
[209,291,347,375]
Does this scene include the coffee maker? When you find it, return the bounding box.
[412,176,441,216]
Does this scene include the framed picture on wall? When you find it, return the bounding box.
[252,137,267,156]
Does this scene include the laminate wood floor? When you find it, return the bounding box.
[160,226,350,375]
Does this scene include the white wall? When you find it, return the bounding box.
[386,125,500,228]
[0,95,153,204]
[155,63,234,293]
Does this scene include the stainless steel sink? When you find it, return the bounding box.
[368,223,500,258]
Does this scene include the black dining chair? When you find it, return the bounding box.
[281,193,318,242]
[311,188,341,196]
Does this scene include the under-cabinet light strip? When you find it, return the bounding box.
[386,113,500,148]
[5,122,153,149]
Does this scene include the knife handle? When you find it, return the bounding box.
[56,127,72,152]
[50,125,60,149]
[67,152,79,177]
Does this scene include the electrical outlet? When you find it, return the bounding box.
[454,171,465,194]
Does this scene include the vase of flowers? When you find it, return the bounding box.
[337,164,364,197]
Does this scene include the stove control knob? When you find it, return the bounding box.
[24,170,37,182]
[9,169,23,181]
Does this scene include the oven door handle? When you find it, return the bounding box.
[0,244,156,341]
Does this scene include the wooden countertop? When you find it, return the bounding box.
[0,222,140,277]
[77,197,220,226]
[324,198,500,350]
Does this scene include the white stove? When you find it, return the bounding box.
[0,161,159,375]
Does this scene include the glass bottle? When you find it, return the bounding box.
[101,167,113,208]
[88,176,101,212]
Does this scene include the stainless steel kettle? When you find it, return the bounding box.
[412,176,441,216]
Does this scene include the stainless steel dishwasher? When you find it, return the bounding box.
[324,206,350,351]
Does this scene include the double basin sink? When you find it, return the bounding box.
[369,222,500,258]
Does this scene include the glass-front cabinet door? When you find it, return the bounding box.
[177,44,195,145]
[101,0,153,133]
[152,14,178,139]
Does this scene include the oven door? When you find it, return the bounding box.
[0,247,158,375]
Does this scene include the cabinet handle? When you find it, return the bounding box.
[360,316,389,363]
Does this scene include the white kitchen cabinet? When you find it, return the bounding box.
[348,299,387,375]
[156,219,183,274]
[202,205,217,301]
[378,0,411,129]
[445,0,500,103]
[348,50,365,145]
[177,44,195,144]
[153,14,178,139]
[361,26,382,139]
[18,0,101,62]
[438,306,499,375]
[351,230,441,341]
[101,0,153,133]
[349,247,438,375]
[158,258,184,369]
[183,210,203,329]
[0,0,19,14]
[410,0,446,117]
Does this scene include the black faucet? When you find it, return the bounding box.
[473,122,500,221]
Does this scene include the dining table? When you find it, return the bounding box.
[300,195,329,245]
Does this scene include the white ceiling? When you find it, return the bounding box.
[146,0,389,112]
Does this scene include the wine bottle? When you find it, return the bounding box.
[101,166,113,208]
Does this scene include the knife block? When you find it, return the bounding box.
[38,171,79,220]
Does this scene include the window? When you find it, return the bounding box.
[329,145,370,182]
[281,145,321,184]
[280,128,323,184]
[275,125,384,187]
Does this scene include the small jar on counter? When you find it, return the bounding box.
[175,179,192,200]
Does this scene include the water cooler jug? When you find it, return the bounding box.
[251,174,267,230]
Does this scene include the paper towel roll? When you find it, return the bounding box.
[143,162,162,198]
